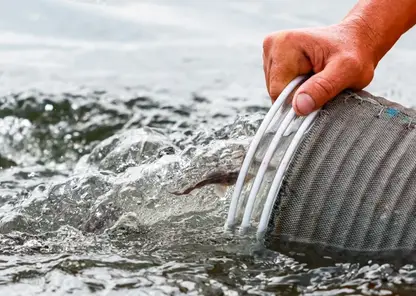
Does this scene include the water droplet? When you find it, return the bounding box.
[44,104,54,111]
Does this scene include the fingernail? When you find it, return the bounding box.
[295,93,315,115]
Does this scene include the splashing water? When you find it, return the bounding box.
[0,88,416,296]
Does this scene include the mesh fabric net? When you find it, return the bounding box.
[266,90,416,257]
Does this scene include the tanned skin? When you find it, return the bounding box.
[263,0,416,116]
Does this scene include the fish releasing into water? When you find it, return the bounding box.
[170,170,253,196]
[168,135,288,197]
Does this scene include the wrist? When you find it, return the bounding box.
[339,16,382,70]
[340,0,416,68]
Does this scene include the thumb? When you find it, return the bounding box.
[293,61,351,116]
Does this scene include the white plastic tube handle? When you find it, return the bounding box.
[224,75,307,231]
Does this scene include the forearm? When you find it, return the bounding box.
[342,0,416,65]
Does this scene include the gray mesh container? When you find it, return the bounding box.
[265,90,416,260]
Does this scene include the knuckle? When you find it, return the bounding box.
[269,82,284,99]
[342,54,364,72]
[268,86,279,99]
[277,31,296,45]
[262,34,275,52]
[263,31,297,51]
[341,54,375,86]
[313,76,336,97]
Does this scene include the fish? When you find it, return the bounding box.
[169,130,293,197]
[170,170,243,196]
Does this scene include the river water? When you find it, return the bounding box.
[1,0,416,295]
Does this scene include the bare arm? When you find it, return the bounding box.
[263,0,416,115]
[344,0,416,66]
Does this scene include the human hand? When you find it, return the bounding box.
[262,21,379,116]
